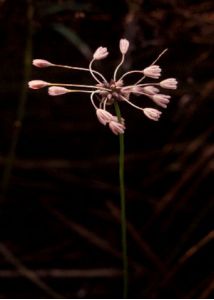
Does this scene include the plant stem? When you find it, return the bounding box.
[114,102,128,298]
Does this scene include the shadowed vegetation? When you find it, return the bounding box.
[0,0,213,298]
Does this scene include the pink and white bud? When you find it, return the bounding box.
[152,94,171,108]
[121,86,143,97]
[96,109,114,125]
[160,78,178,89]
[143,108,162,121]
[28,80,49,89]
[93,47,109,60]
[109,121,125,135]
[119,39,129,54]
[142,86,160,95]
[111,116,125,125]
[130,86,144,95]
[143,65,161,79]
[115,79,124,87]
[48,86,70,96]
[33,59,54,68]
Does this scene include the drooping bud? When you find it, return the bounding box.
[111,116,125,125]
[142,86,160,95]
[96,109,114,125]
[143,65,161,79]
[109,121,125,135]
[28,80,49,89]
[130,86,144,95]
[152,94,171,108]
[48,86,70,96]
[160,78,178,89]
[93,47,109,60]
[119,39,129,54]
[143,108,162,121]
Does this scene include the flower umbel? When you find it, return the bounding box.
[29,38,178,134]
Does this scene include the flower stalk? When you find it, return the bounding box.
[114,101,128,298]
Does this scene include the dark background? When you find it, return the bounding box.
[0,0,213,298]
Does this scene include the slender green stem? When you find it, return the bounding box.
[114,101,128,298]
[1,0,33,197]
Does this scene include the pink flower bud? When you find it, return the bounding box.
[48,86,70,96]
[143,65,161,79]
[32,59,54,68]
[115,79,124,87]
[111,116,125,125]
[119,39,129,54]
[143,108,162,121]
[109,121,125,135]
[152,94,171,108]
[96,109,114,125]
[160,78,178,89]
[93,47,109,60]
[142,86,160,95]
[121,86,142,97]
[28,80,49,89]
[130,86,144,95]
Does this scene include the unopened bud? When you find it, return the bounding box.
[93,47,109,60]
[28,80,49,89]
[33,59,54,68]
[48,86,70,96]
[119,39,129,54]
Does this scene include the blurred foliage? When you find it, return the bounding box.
[0,0,213,298]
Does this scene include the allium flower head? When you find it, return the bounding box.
[29,39,177,134]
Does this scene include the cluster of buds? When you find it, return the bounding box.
[28,39,178,135]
